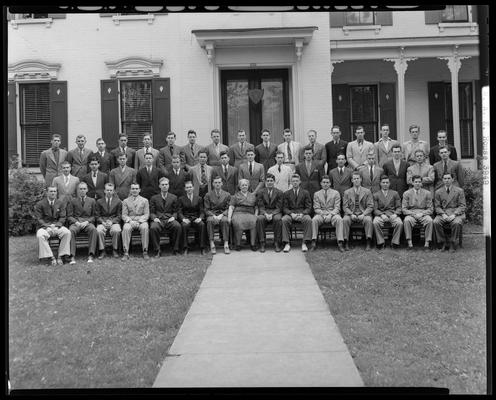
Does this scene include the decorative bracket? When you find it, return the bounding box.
[295,39,304,61]
[384,47,417,76]
[437,45,471,74]
[205,41,215,64]
[330,59,344,75]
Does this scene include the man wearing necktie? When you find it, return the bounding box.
[95,182,122,258]
[382,144,408,199]
[295,146,324,200]
[299,129,326,169]
[203,176,231,254]
[374,124,400,167]
[136,152,165,200]
[67,134,92,180]
[205,128,229,167]
[178,180,207,255]
[211,151,238,195]
[325,126,348,172]
[121,183,150,260]
[135,133,160,170]
[238,149,265,195]
[40,134,69,187]
[359,151,383,194]
[256,173,284,252]
[158,132,182,170]
[190,151,212,198]
[89,138,112,174]
[433,146,464,191]
[82,157,109,200]
[228,129,255,169]
[180,130,201,171]
[255,129,277,173]
[267,152,292,192]
[277,128,302,172]
[346,126,376,171]
[51,161,80,205]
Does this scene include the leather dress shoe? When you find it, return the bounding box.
[274,243,282,252]
[183,248,189,255]
[259,243,266,253]
[337,242,345,253]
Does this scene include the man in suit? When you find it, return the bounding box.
[238,148,265,195]
[34,186,71,265]
[299,129,326,168]
[310,175,345,252]
[67,182,98,264]
[256,173,284,253]
[402,175,434,250]
[228,129,255,168]
[429,129,458,166]
[325,125,348,173]
[134,133,160,170]
[181,130,203,171]
[382,144,408,199]
[110,133,136,169]
[149,177,182,257]
[346,126,376,171]
[189,150,213,198]
[374,124,400,167]
[406,149,435,196]
[359,150,384,194]
[51,161,80,205]
[136,152,165,200]
[255,128,278,173]
[205,128,229,167]
[328,153,353,200]
[281,173,312,253]
[277,128,302,171]
[267,151,293,193]
[372,175,403,249]
[109,153,137,200]
[158,131,183,170]
[212,151,238,195]
[433,172,466,252]
[178,180,207,255]
[295,146,324,200]
[164,155,191,198]
[121,183,150,260]
[403,124,429,166]
[433,146,464,191]
[90,138,112,174]
[95,182,122,259]
[40,133,68,187]
[67,134,93,180]
[82,157,109,201]
[204,176,231,254]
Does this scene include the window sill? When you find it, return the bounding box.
[438,22,478,33]
[112,14,155,25]
[10,18,53,29]
[342,24,382,36]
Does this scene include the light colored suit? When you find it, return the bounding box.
[205,142,229,167]
[433,159,464,190]
[108,166,138,200]
[312,188,343,241]
[406,162,435,195]
[277,140,302,168]
[346,140,376,170]
[40,148,68,186]
[374,138,400,167]
[67,147,93,180]
[433,185,466,245]
[134,147,160,170]
[122,194,150,252]
[372,189,403,245]
[238,161,265,194]
[51,174,80,204]
[359,164,384,194]
[189,163,213,198]
[67,196,98,256]
[403,140,429,165]
[342,186,374,239]
[401,187,433,241]
[228,141,255,168]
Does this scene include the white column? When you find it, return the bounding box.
[295,40,304,140]
[330,60,344,126]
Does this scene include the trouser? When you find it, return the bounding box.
[312,214,344,242]
[150,220,181,252]
[69,223,97,256]
[256,213,282,244]
[206,216,230,242]
[281,214,312,243]
[373,215,403,245]
[96,223,122,251]
[181,220,206,249]
[342,215,373,240]
[232,224,256,247]
[122,222,149,253]
[433,215,464,245]
[37,226,71,259]
[403,215,433,242]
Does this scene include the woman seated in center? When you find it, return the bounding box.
[227,178,258,251]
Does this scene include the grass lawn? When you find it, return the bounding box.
[8,236,212,389]
[306,232,487,394]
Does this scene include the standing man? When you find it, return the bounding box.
[346,126,376,171]
[51,160,80,205]
[211,151,238,195]
[359,150,383,194]
[374,124,399,167]
[204,176,231,254]
[178,180,207,255]
[136,152,165,200]
[95,182,122,259]
[205,128,229,167]
[328,153,353,200]
[135,133,160,170]
[372,175,403,250]
[40,133,68,187]
[121,183,150,260]
[228,129,255,168]
[255,128,278,173]
[189,150,213,198]
[34,186,71,265]
[403,124,429,166]
[109,153,138,200]
[82,157,109,201]
[429,129,458,166]
[382,144,409,199]
[90,138,112,174]
[267,151,293,193]
[110,133,136,169]
[295,146,324,200]
[277,128,302,171]
[238,148,265,195]
[67,134,93,180]
[325,125,348,173]
[299,129,326,168]
[433,146,464,191]
[165,155,191,198]
[406,149,435,196]
[256,173,284,253]
[181,130,203,171]
[158,132,182,170]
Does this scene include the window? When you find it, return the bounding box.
[350,85,378,141]
[345,11,375,26]
[441,5,468,22]
[19,13,49,19]
[446,82,474,158]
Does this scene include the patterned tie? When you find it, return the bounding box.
[50,201,55,215]
[65,176,69,186]
[354,192,360,215]
[107,197,111,210]
[93,172,97,178]
[240,142,244,155]
[201,165,207,184]
[287,142,292,161]
[191,144,195,157]
[224,166,228,175]
[170,146,174,156]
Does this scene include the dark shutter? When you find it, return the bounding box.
[427,82,447,146]
[375,11,392,26]
[470,5,477,23]
[329,12,346,28]
[101,79,120,150]
[47,14,66,19]
[425,10,442,24]
[49,81,68,149]
[152,78,170,149]
[332,84,351,142]
[474,80,482,161]
[8,82,17,159]
[379,83,396,139]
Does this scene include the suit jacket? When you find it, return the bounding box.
[277,141,302,166]
[39,148,68,186]
[228,142,255,168]
[433,159,464,190]
[136,166,165,200]
[34,197,67,229]
[267,164,293,192]
[295,161,324,199]
[406,162,435,192]
[189,164,214,198]
[403,140,429,164]
[359,164,384,194]
[110,146,136,170]
[67,147,93,180]
[429,144,458,166]
[67,196,97,225]
[134,147,160,170]
[255,142,278,173]
[149,192,178,221]
[158,144,182,169]
[328,167,353,198]
[205,143,229,167]
[373,190,402,216]
[203,189,231,217]
[257,187,283,215]
[434,186,466,218]
[212,164,238,195]
[164,167,191,198]
[122,195,149,223]
[343,187,374,216]
[401,188,433,216]
[346,140,376,170]
[95,195,122,225]
[313,188,341,216]
[299,142,326,166]
[238,161,265,194]
[325,139,348,171]
[177,194,205,221]
[282,188,312,215]
[109,166,138,200]
[81,171,109,200]
[89,151,112,174]
[382,159,408,198]
[51,174,80,203]
[181,143,204,168]
[374,138,400,167]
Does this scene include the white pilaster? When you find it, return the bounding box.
[330,60,344,126]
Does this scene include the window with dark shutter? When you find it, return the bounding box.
[441,5,468,22]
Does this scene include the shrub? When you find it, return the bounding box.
[463,168,483,225]
[8,168,46,236]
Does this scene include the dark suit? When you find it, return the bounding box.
[256,187,283,245]
[328,166,353,199]
[295,161,324,200]
[89,151,112,174]
[325,140,348,172]
[212,164,238,195]
[110,147,136,169]
[149,193,182,253]
[228,142,255,168]
[382,159,408,199]
[433,159,464,190]
[136,166,165,200]
[158,144,182,169]
[204,143,229,167]
[433,186,466,246]
[255,142,278,174]
[238,161,265,194]
[281,188,312,243]
[95,195,122,251]
[164,167,191,198]
[429,144,458,166]
[67,196,98,256]
[181,143,204,169]
[81,171,109,200]
[108,166,138,200]
[203,189,231,242]
[177,194,206,250]
[372,190,403,245]
[359,165,384,195]
[342,186,374,240]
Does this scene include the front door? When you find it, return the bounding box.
[221,69,289,146]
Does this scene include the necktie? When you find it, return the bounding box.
[224,166,228,175]
[170,146,174,155]
[163,196,167,208]
[93,172,97,178]
[148,167,151,174]
[81,197,85,207]
[354,192,360,214]
[50,201,55,215]
[312,143,315,154]
[443,161,448,176]
[307,162,311,175]
[294,189,298,198]
[268,190,272,201]
[176,169,179,176]
[101,152,104,158]
[447,187,450,194]
[324,190,328,202]
[80,149,84,158]
[65,176,69,185]
[370,166,373,181]
[189,195,193,203]
[249,162,253,175]
[287,142,292,161]
[191,144,195,156]
[339,168,343,176]
[240,142,244,154]
[201,165,207,184]
[278,165,281,173]
[266,143,269,151]
[384,140,389,152]
[215,144,219,156]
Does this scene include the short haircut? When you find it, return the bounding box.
[307,129,317,136]
[352,171,361,178]
[212,175,223,182]
[409,124,420,131]
[380,175,389,182]
[96,138,105,144]
[437,129,447,136]
[331,125,341,132]
[438,145,450,153]
[143,133,152,139]
[245,148,255,155]
[47,185,57,191]
[381,124,390,130]
[442,172,454,179]
[275,151,285,157]
[187,130,197,136]
[237,129,245,134]
[336,152,346,159]
[119,133,128,139]
[167,131,176,138]
[355,125,364,132]
[184,180,193,187]
[118,153,127,158]
[261,128,270,135]
[77,181,88,189]
[211,128,221,135]
[88,156,99,163]
[219,150,229,157]
[321,175,331,182]
[61,160,71,167]
[76,134,86,141]
[171,155,181,161]
[130,182,140,188]
[391,144,402,152]
[414,149,425,156]
[367,150,376,157]
[144,152,154,158]
[51,134,62,140]
[197,149,208,157]
[105,182,115,189]
[283,128,292,135]
[303,145,314,153]
[411,174,422,182]
[291,173,300,180]
[159,177,169,184]
[266,173,275,181]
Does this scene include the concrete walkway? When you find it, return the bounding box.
[153,250,364,387]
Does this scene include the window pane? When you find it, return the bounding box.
[346,11,374,25]
[360,11,374,24]
[120,80,152,149]
[261,79,284,146]
[350,85,378,142]
[442,5,468,22]
[226,80,249,145]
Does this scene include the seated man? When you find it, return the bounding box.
[67,181,98,264]
[342,172,374,251]
[433,172,466,252]
[402,175,434,251]
[95,182,122,258]
[281,173,312,253]
[256,173,283,253]
[34,186,71,265]
[203,175,231,254]
[121,183,150,260]
[178,180,207,255]
[372,175,403,250]
[310,175,345,252]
